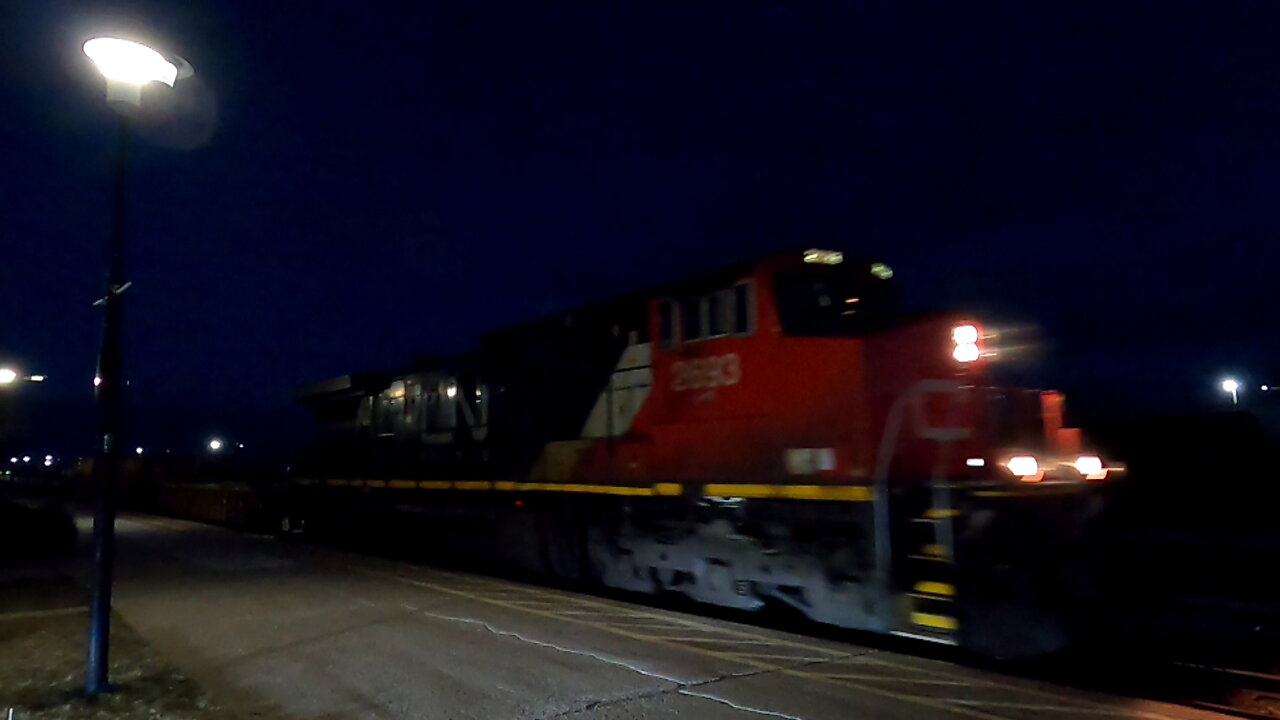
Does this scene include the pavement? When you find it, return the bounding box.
[101,513,1229,720]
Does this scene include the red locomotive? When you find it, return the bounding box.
[293,249,1111,656]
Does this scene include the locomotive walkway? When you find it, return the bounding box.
[102,514,1226,720]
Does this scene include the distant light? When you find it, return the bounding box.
[1220,377,1240,405]
[966,458,985,467]
[28,375,45,383]
[0,368,16,385]
[8,457,16,463]
[135,447,144,455]
[803,248,844,265]
[44,455,52,462]
[43,459,53,467]
[21,456,30,463]
[208,439,223,452]
[952,343,980,363]
[1006,455,1039,479]
[1262,385,1270,392]
[445,383,458,399]
[83,37,178,87]
[237,443,244,449]
[93,376,103,387]
[870,262,894,280]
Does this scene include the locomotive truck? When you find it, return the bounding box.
[289,249,1112,657]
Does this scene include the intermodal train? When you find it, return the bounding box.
[289,249,1113,657]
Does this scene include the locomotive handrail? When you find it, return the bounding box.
[871,380,973,596]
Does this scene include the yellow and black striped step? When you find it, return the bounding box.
[909,611,959,632]
[909,581,955,600]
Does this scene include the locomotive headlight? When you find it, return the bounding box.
[1073,455,1106,480]
[952,324,979,345]
[1005,455,1040,480]
[952,343,980,363]
[951,323,981,363]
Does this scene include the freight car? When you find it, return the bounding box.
[289,249,1112,657]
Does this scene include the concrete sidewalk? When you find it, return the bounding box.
[104,513,1229,720]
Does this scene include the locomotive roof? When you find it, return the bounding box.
[300,248,881,401]
[297,371,394,402]
[479,248,874,343]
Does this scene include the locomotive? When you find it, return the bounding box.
[291,249,1111,657]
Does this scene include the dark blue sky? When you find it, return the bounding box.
[2,1,1278,452]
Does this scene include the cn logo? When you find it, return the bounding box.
[671,354,742,391]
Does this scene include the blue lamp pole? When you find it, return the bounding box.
[81,36,192,697]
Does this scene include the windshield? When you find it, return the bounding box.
[774,267,898,336]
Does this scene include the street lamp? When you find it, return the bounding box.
[82,34,193,698]
[1221,378,1240,405]
[208,438,223,452]
[0,369,49,386]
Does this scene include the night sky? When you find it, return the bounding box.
[2,1,1278,455]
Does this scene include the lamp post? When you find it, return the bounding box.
[82,35,192,698]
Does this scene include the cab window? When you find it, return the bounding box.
[670,281,754,344]
[774,267,896,336]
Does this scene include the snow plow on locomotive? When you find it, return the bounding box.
[290,249,1113,657]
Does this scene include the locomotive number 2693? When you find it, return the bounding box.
[671,354,742,391]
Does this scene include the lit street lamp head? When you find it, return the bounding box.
[0,368,16,385]
[1220,377,1241,405]
[83,37,192,107]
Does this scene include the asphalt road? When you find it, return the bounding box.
[104,514,1227,720]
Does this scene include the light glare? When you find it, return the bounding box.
[965,458,985,467]
[953,343,980,363]
[208,439,223,451]
[0,368,16,384]
[1221,378,1239,393]
[83,37,178,87]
